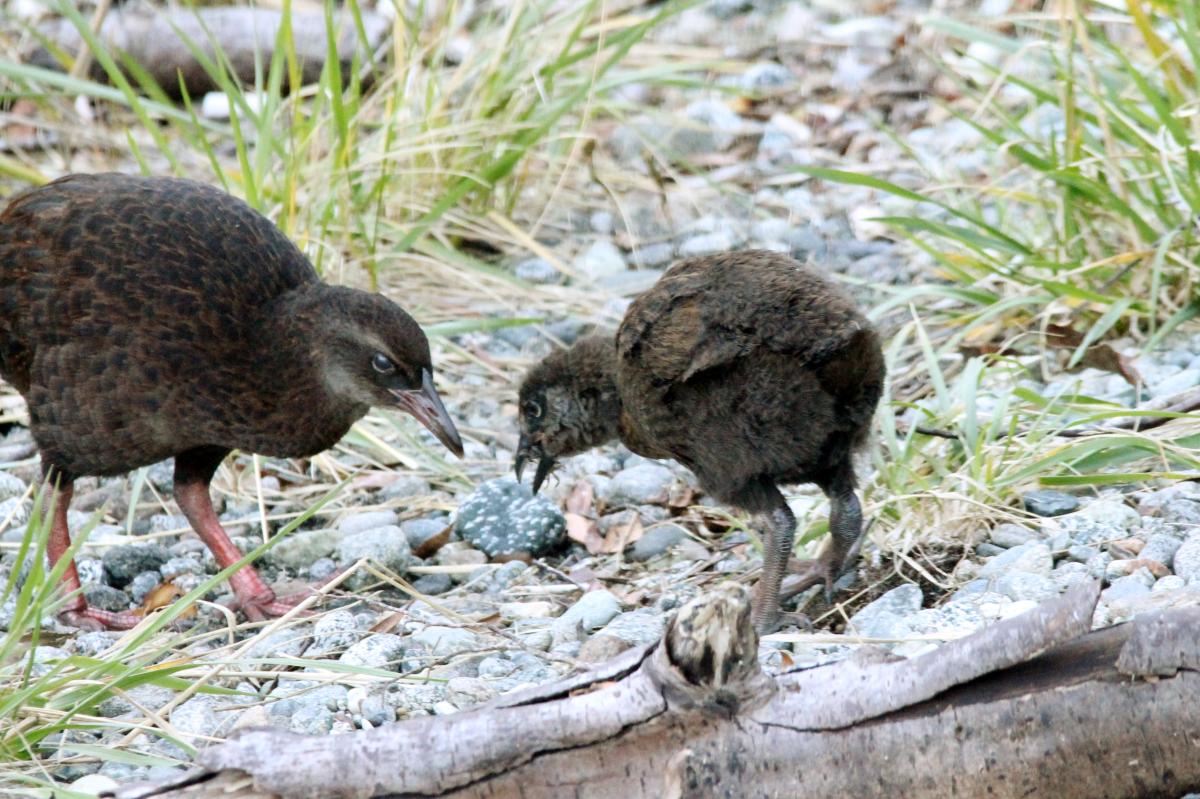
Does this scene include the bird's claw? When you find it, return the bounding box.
[59,606,145,631]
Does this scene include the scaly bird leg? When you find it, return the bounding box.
[781,486,865,604]
[174,447,330,623]
[751,501,804,634]
[48,477,144,630]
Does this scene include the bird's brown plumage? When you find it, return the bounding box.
[0,173,463,628]
[517,250,885,631]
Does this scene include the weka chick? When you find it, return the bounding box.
[515,250,884,632]
[0,173,463,630]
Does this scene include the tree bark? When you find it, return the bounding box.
[29,6,391,98]
[105,580,1200,799]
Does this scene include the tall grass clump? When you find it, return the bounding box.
[795,2,1200,547]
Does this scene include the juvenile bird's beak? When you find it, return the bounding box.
[391,369,464,457]
[515,435,556,494]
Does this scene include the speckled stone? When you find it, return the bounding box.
[455,478,565,558]
[102,544,169,588]
[1022,490,1079,517]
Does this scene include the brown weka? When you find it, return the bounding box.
[515,250,884,632]
[0,173,463,629]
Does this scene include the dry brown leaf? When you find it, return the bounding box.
[413,524,452,559]
[601,515,643,555]
[668,484,697,509]
[566,512,604,554]
[1045,323,1142,386]
[565,480,595,515]
[370,611,405,634]
[141,581,194,619]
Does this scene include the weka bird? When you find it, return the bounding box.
[0,173,463,630]
[515,250,884,632]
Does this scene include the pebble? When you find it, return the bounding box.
[339,510,399,536]
[628,524,688,561]
[455,478,566,558]
[739,62,794,92]
[76,557,105,585]
[671,99,744,154]
[268,528,342,570]
[339,634,407,671]
[1171,536,1200,582]
[336,525,413,588]
[84,585,131,613]
[1102,573,1153,603]
[552,590,622,642]
[631,242,676,268]
[988,523,1038,548]
[602,464,675,506]
[0,471,25,502]
[102,544,170,588]
[308,609,360,657]
[378,475,431,501]
[573,240,627,283]
[847,584,922,638]
[127,571,162,605]
[977,541,1053,578]
[402,517,449,551]
[309,557,337,581]
[677,231,738,258]
[1022,490,1079,517]
[513,257,561,285]
[171,695,236,739]
[412,626,481,657]
[412,573,454,595]
[993,572,1058,602]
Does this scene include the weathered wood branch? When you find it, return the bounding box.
[106,580,1200,799]
[29,6,391,97]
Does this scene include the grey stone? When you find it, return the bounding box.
[1141,534,1182,567]
[1103,573,1153,602]
[1163,499,1200,533]
[989,523,1038,548]
[412,573,453,595]
[340,633,406,671]
[446,676,497,708]
[160,556,202,579]
[378,475,431,501]
[102,544,170,588]
[455,478,566,558]
[740,62,794,92]
[1078,498,1141,531]
[339,510,399,536]
[308,609,359,657]
[573,240,627,283]
[148,514,189,534]
[628,524,688,561]
[677,231,738,258]
[1153,575,1187,593]
[993,572,1058,602]
[590,211,615,235]
[631,242,676,268]
[1022,490,1079,517]
[594,608,664,647]
[1172,536,1200,581]
[401,517,449,551]
[513,257,561,285]
[1050,561,1092,592]
[309,557,337,581]
[347,686,395,727]
[1152,367,1200,397]
[598,269,664,297]
[0,471,26,502]
[336,525,413,588]
[171,695,237,738]
[84,585,131,613]
[848,583,922,637]
[669,99,744,154]
[0,497,30,526]
[412,626,481,657]
[978,541,1053,578]
[268,698,333,735]
[268,528,341,570]
[1086,551,1113,581]
[127,571,162,605]
[602,463,674,506]
[975,543,1006,558]
[243,627,308,661]
[73,630,120,657]
[553,590,622,641]
[76,557,104,586]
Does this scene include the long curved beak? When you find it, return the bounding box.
[391,369,464,457]
[515,435,556,494]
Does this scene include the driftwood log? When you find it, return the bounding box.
[105,580,1200,799]
[29,6,390,97]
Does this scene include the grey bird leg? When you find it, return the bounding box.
[751,501,805,634]
[782,483,864,604]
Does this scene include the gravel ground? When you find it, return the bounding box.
[5,0,1200,791]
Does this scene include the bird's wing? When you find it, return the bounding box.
[617,255,864,386]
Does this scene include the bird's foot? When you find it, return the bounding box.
[59,606,146,631]
[752,606,814,636]
[225,569,344,623]
[781,551,846,605]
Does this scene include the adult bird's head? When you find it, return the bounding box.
[311,287,464,457]
[515,335,621,492]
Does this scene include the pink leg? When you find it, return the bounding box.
[47,477,143,630]
[173,447,328,622]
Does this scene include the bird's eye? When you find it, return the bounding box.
[371,353,396,374]
[523,400,543,419]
